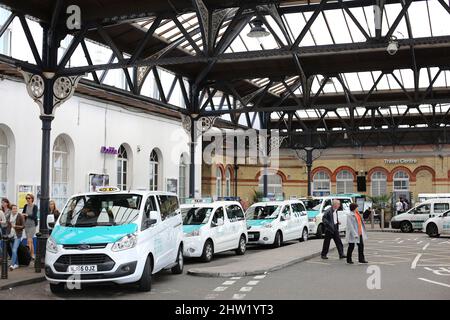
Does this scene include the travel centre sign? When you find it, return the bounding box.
[384,159,417,164]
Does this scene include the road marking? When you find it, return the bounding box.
[232,294,246,300]
[377,240,384,243]
[246,280,259,286]
[413,238,418,241]
[422,243,430,251]
[431,238,437,241]
[214,287,228,292]
[205,294,219,300]
[411,253,422,269]
[254,275,266,279]
[230,277,241,280]
[222,281,236,286]
[417,241,423,244]
[240,287,253,292]
[398,240,404,244]
[418,278,450,288]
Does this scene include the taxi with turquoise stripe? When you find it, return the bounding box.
[45,187,184,293]
[181,198,247,262]
[245,197,309,247]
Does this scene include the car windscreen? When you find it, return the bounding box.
[245,205,280,220]
[182,207,214,225]
[59,194,142,227]
[301,199,322,210]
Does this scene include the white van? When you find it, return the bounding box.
[181,199,247,262]
[391,198,450,232]
[245,199,309,247]
[45,188,184,293]
[299,195,353,238]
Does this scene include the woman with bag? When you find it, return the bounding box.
[22,194,38,260]
[7,204,24,270]
[346,203,369,264]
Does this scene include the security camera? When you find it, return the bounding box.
[386,37,399,55]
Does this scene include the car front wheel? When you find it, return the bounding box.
[300,228,308,242]
[400,221,413,233]
[426,223,440,238]
[171,246,184,274]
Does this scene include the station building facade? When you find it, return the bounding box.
[202,146,450,207]
[0,78,198,210]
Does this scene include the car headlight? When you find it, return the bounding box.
[112,233,137,252]
[264,223,272,228]
[46,236,58,254]
[184,229,200,237]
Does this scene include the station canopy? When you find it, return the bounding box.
[0,0,449,147]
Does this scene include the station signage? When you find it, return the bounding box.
[384,159,417,164]
[100,146,118,155]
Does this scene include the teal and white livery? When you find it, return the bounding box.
[45,188,184,294]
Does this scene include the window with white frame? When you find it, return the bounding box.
[0,9,11,56]
[371,171,387,196]
[117,145,128,191]
[52,136,70,210]
[312,171,331,196]
[149,150,159,191]
[0,129,8,198]
[393,171,409,191]
[225,168,232,197]
[258,173,283,196]
[179,154,187,202]
[215,167,223,198]
[336,170,354,194]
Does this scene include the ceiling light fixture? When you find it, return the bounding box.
[247,18,270,39]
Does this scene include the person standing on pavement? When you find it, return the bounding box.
[48,200,60,234]
[7,204,24,271]
[395,198,404,215]
[22,194,38,260]
[321,199,346,260]
[346,203,368,264]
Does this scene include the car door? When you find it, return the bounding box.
[411,203,432,230]
[142,195,166,271]
[296,202,308,234]
[210,206,226,253]
[337,198,351,232]
[281,204,294,241]
[225,204,244,250]
[156,195,181,267]
[290,203,303,239]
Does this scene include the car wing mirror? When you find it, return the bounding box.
[147,211,159,226]
[47,214,55,229]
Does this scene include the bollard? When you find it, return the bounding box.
[371,209,375,229]
[1,236,8,279]
[381,209,385,230]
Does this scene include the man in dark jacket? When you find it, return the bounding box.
[321,199,346,260]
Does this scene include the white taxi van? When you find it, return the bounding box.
[181,198,247,262]
[245,198,309,247]
[391,198,450,232]
[299,195,353,238]
[45,187,184,293]
[423,209,450,237]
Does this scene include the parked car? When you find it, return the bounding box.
[181,198,247,262]
[423,209,450,237]
[45,187,184,293]
[245,199,309,248]
[391,198,450,232]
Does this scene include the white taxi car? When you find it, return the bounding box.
[422,209,450,237]
[45,187,184,293]
[181,199,247,262]
[245,199,309,247]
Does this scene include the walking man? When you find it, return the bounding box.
[321,199,346,260]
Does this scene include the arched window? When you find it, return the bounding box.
[313,171,331,196]
[215,167,223,198]
[52,136,70,209]
[336,170,354,194]
[225,168,232,197]
[117,145,128,191]
[149,150,159,191]
[179,154,187,202]
[0,129,8,198]
[393,170,409,192]
[371,171,387,196]
[258,173,283,196]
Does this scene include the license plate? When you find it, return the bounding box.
[68,265,97,273]
[248,234,255,239]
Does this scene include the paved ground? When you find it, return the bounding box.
[0,232,449,300]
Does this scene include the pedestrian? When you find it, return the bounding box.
[48,200,60,233]
[22,193,38,260]
[346,203,368,264]
[0,198,11,259]
[7,204,24,271]
[395,198,404,215]
[321,199,346,260]
[402,198,410,212]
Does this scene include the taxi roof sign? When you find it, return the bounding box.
[96,186,120,192]
[185,198,213,204]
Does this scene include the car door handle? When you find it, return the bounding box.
[174,222,182,228]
